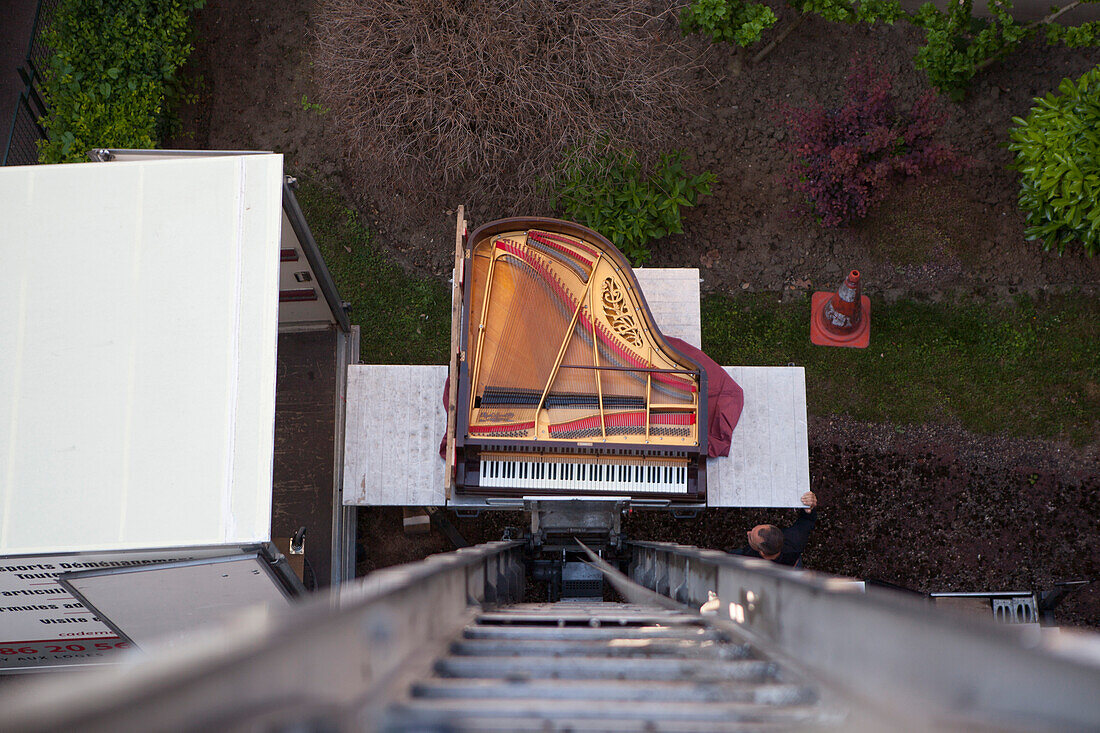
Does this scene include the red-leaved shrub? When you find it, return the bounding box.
[784,61,962,228]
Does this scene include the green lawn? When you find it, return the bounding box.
[703,293,1099,445]
[297,176,1099,445]
[293,175,451,364]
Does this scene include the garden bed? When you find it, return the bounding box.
[169,0,1098,625]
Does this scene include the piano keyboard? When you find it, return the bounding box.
[478,454,688,494]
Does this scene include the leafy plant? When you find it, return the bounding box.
[801,0,904,25]
[911,0,1028,101]
[679,0,777,48]
[783,60,962,228]
[911,0,1100,101]
[1008,66,1100,256]
[680,0,902,63]
[550,146,716,265]
[299,94,328,115]
[37,0,204,163]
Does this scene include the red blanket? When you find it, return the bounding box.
[664,337,743,458]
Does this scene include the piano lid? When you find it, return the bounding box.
[457,218,707,454]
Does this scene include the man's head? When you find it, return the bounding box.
[747,524,784,560]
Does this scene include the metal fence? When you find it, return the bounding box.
[3,0,60,166]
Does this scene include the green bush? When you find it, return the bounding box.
[911,0,1028,102]
[1009,67,1100,257]
[680,0,777,48]
[911,0,1100,101]
[37,0,204,163]
[550,147,716,266]
[801,0,903,25]
[680,0,901,58]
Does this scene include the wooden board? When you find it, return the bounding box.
[632,269,701,349]
[344,365,447,506]
[444,207,466,498]
[344,365,807,508]
[707,366,809,508]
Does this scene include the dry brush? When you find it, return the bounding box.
[312,0,702,208]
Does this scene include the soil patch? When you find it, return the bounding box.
[661,17,1100,301]
[172,1,1100,295]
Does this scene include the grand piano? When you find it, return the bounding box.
[454,218,708,502]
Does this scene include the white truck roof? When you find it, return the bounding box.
[0,154,283,554]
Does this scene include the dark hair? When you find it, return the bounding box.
[754,525,784,557]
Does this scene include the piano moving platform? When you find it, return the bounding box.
[343,269,810,509]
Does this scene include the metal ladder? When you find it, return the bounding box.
[5,540,1100,732]
[382,601,840,732]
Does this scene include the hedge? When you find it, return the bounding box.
[1009,66,1100,257]
[37,0,204,163]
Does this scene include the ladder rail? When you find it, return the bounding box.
[625,541,1100,731]
[0,542,525,733]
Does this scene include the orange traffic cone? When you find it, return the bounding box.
[810,270,870,348]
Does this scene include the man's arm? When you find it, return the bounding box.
[783,509,817,555]
[783,491,818,555]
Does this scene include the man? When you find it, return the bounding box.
[730,491,818,568]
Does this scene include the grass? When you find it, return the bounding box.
[703,292,1100,445]
[294,177,1099,444]
[293,175,451,364]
